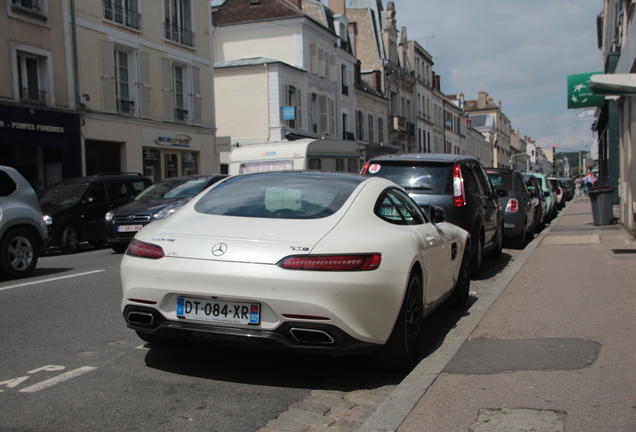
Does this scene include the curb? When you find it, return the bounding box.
[358,201,570,432]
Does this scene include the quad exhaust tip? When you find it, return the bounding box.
[290,327,335,345]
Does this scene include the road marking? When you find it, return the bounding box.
[0,270,105,292]
[18,367,97,393]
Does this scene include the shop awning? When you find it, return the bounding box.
[590,74,636,96]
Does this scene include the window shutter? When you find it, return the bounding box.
[297,89,302,129]
[319,95,328,134]
[192,65,202,125]
[138,50,152,119]
[161,57,174,122]
[99,40,116,113]
[329,98,335,137]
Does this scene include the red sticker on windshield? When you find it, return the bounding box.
[368,164,381,174]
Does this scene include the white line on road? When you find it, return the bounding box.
[0,270,105,292]
[18,367,97,393]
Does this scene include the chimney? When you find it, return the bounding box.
[433,74,441,91]
[286,0,302,10]
[331,0,346,15]
[372,70,382,93]
[348,22,357,55]
[478,91,488,108]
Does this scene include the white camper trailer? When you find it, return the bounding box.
[228,139,362,175]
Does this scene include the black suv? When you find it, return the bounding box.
[362,154,503,277]
[38,173,152,253]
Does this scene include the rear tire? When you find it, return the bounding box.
[60,224,80,254]
[0,228,39,279]
[112,244,128,254]
[376,271,424,372]
[469,236,483,279]
[448,244,470,309]
[511,220,527,249]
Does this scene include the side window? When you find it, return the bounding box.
[131,180,150,195]
[108,180,132,201]
[375,189,426,225]
[462,165,477,195]
[466,164,484,195]
[516,175,528,195]
[0,171,18,197]
[86,183,107,204]
[475,164,494,195]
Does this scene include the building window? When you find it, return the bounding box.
[16,52,45,106]
[173,65,187,122]
[378,117,384,144]
[103,0,142,30]
[114,50,134,114]
[11,0,48,21]
[368,113,374,143]
[164,0,194,47]
[355,110,364,141]
[341,64,348,96]
[284,85,301,129]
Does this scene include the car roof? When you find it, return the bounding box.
[486,168,516,175]
[369,153,479,163]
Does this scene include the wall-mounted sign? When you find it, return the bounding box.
[567,72,606,109]
[282,106,296,120]
[142,127,201,150]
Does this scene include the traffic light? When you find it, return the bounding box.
[552,145,557,175]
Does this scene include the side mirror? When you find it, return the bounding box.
[496,189,509,198]
[542,191,550,198]
[430,205,447,224]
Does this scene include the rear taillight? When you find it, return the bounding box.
[277,254,381,271]
[453,163,466,207]
[360,162,371,174]
[126,239,164,259]
[506,199,519,212]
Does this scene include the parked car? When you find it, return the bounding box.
[105,174,227,253]
[487,168,535,249]
[0,166,48,279]
[121,171,470,371]
[522,173,547,229]
[38,173,152,253]
[531,173,557,223]
[558,178,575,201]
[361,154,503,278]
[547,177,565,211]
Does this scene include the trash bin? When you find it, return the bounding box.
[589,186,616,226]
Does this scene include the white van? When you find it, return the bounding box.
[228,139,362,175]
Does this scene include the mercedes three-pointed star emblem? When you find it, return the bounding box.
[212,242,228,256]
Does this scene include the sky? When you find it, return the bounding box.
[325,0,603,152]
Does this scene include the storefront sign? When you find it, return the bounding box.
[567,72,606,109]
[142,127,202,151]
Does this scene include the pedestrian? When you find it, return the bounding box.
[583,172,595,196]
[574,177,582,196]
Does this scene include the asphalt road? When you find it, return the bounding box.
[0,242,519,432]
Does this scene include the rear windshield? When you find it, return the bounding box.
[487,173,512,190]
[365,162,452,194]
[194,172,364,219]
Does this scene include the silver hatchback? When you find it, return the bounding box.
[0,166,48,279]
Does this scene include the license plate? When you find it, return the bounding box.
[176,297,260,325]
[118,225,143,232]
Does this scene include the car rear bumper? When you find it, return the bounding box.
[124,305,381,356]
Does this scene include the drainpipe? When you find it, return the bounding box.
[70,0,80,111]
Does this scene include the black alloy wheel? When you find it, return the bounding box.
[378,271,424,372]
[60,224,80,254]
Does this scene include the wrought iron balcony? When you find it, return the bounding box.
[164,23,195,47]
[102,1,142,30]
[20,87,46,106]
[175,108,189,122]
[117,98,135,114]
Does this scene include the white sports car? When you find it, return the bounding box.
[121,171,470,370]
